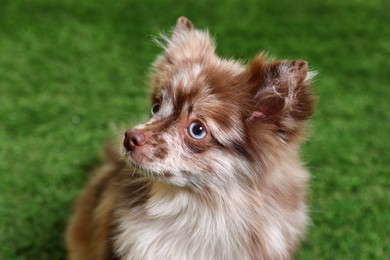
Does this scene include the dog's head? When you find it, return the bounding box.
[123,17,315,190]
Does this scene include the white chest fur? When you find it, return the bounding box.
[113,183,253,260]
[113,179,308,260]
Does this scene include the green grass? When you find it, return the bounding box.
[0,0,389,259]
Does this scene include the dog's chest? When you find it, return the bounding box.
[113,191,251,260]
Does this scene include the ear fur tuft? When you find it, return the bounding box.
[155,17,215,64]
[247,54,316,130]
[175,16,194,31]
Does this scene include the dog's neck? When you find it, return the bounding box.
[146,180,252,217]
[114,157,307,259]
[114,179,254,259]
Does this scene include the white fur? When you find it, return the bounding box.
[114,184,251,260]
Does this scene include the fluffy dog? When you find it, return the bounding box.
[66,16,316,260]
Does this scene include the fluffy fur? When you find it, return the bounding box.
[66,16,316,260]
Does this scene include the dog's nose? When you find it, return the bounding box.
[124,129,147,152]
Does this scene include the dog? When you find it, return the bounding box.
[66,16,316,260]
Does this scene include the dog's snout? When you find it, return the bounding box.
[124,129,147,152]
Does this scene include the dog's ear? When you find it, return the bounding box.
[172,16,194,39]
[159,17,215,62]
[246,54,316,125]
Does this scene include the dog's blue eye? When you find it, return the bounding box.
[151,103,160,116]
[188,121,207,140]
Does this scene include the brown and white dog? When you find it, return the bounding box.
[66,17,316,260]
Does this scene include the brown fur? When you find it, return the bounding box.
[66,147,151,259]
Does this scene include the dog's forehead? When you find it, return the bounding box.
[166,59,246,106]
[171,62,205,93]
[164,67,212,117]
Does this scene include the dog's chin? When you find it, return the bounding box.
[124,154,185,186]
[145,170,191,188]
[125,154,155,176]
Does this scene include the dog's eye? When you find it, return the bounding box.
[188,121,207,140]
[151,103,161,116]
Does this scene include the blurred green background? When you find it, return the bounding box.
[0,0,389,259]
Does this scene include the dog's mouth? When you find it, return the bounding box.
[124,149,151,165]
[124,150,174,181]
[124,150,151,171]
